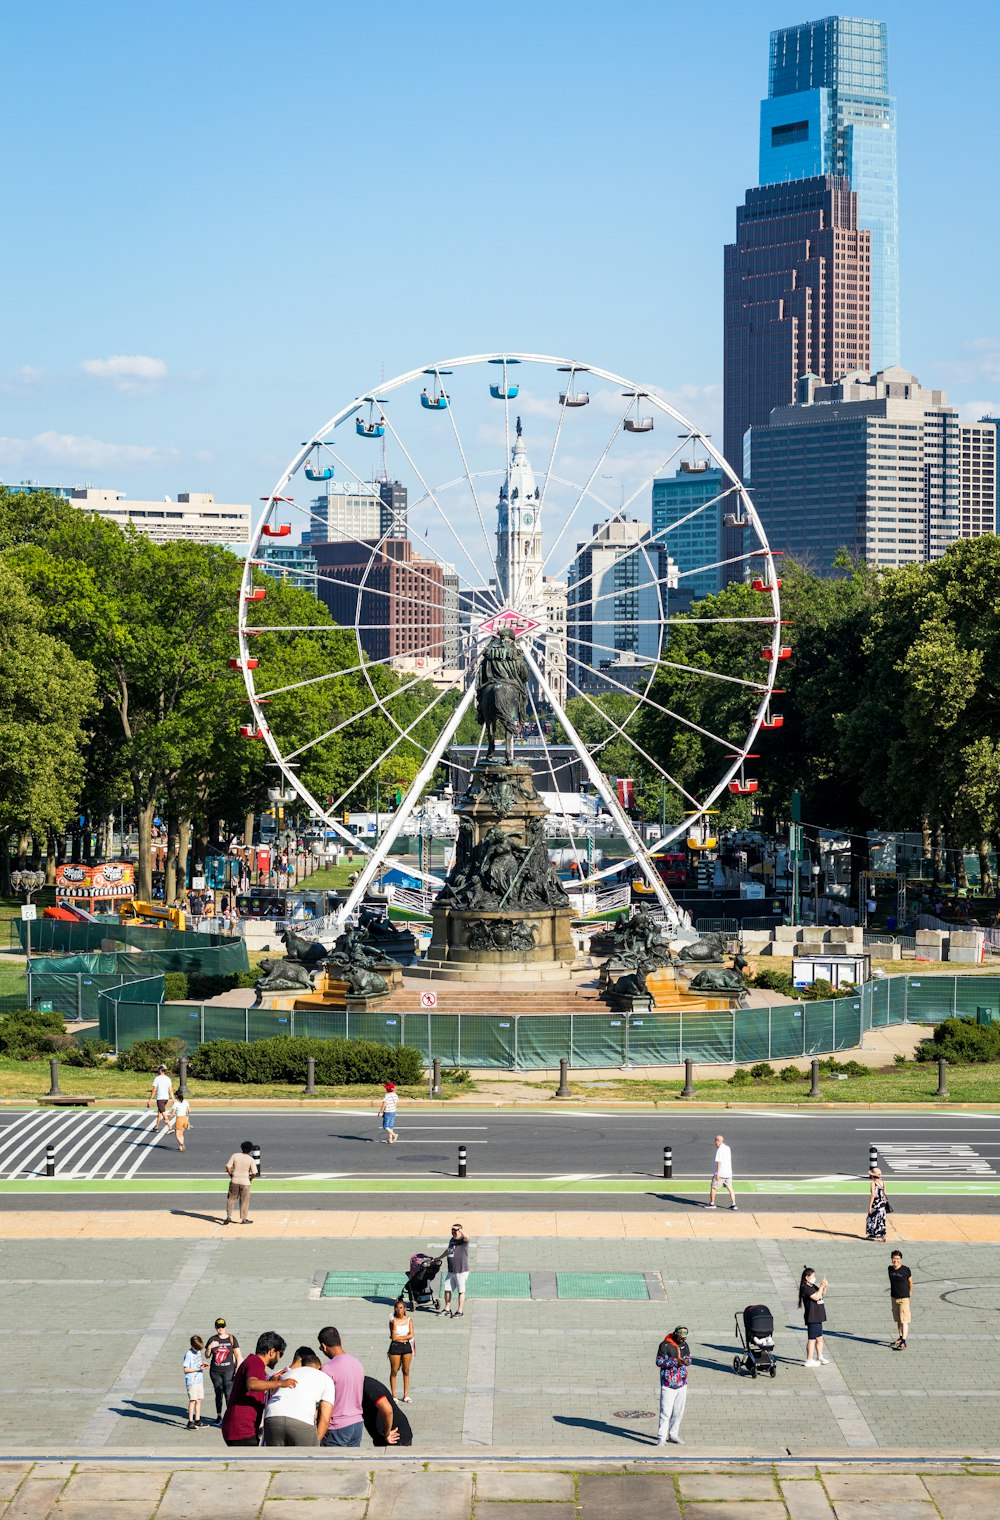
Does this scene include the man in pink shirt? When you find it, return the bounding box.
[318,1326,365,1446]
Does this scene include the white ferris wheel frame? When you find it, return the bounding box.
[238,352,783,925]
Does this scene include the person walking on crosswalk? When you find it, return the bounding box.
[146,1066,174,1132]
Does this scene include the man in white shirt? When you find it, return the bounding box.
[262,1346,335,1446]
[707,1134,737,1210]
[146,1066,174,1131]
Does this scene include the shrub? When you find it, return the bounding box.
[441,1066,472,1085]
[779,1064,804,1083]
[728,1067,752,1086]
[63,1037,113,1068]
[894,1052,907,1066]
[187,1036,424,1087]
[914,1016,1000,1065]
[751,968,794,997]
[749,1061,775,1080]
[163,972,189,1002]
[0,1009,73,1060]
[117,1037,188,1072]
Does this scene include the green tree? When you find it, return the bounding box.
[0,562,96,887]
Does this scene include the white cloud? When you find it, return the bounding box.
[958,401,999,422]
[80,354,168,393]
[0,430,178,473]
[937,339,1000,387]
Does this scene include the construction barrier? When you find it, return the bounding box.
[94,974,1000,1068]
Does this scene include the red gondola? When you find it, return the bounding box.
[762,646,792,661]
[261,524,291,538]
[244,588,267,602]
[229,658,259,671]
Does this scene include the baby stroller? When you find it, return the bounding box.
[402,1250,446,1313]
[733,1303,778,1379]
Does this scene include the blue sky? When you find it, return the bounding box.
[2,0,997,508]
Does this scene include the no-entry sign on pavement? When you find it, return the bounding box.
[420,991,438,1009]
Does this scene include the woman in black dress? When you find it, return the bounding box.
[866,1166,888,1240]
[798,1266,829,1366]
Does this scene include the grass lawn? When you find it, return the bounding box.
[297,864,361,890]
[568,1062,1000,1104]
[0,1057,455,1104]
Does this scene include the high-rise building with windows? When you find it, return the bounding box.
[651,461,724,602]
[723,174,870,571]
[760,15,899,373]
[568,519,667,693]
[307,478,408,544]
[746,368,997,571]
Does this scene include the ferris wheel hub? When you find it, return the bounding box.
[477,608,542,640]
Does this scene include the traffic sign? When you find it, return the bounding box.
[420,991,438,1009]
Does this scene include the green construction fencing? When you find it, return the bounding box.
[94,973,999,1067]
[11,917,249,976]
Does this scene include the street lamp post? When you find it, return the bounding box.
[11,869,46,980]
[812,863,821,926]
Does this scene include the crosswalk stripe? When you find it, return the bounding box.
[120,1119,170,1179]
[52,1110,118,1175]
[0,1110,67,1167]
[76,1113,155,1180]
[0,1111,80,1177]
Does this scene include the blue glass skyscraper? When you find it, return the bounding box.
[758,16,899,372]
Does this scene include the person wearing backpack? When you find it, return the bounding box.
[655,1326,691,1445]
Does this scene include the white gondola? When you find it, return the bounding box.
[557,365,590,407]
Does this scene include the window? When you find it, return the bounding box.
[772,120,810,148]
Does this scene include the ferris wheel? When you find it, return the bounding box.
[236,353,784,923]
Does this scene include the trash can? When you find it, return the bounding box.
[886,916,896,932]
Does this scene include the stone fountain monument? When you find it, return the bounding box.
[423,627,576,982]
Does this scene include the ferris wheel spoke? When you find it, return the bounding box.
[256,646,443,701]
[339,679,479,921]
[569,638,738,750]
[305,436,495,610]
[560,666,702,811]
[520,643,680,920]
[276,663,460,759]
[655,655,770,692]
[524,681,586,872]
[377,414,502,607]
[326,679,457,812]
[532,398,634,590]
[444,394,504,598]
[542,431,693,587]
[678,548,771,583]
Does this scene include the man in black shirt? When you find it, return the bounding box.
[362,1375,413,1447]
[888,1250,912,1350]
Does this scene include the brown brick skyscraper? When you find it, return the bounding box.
[722,174,870,574]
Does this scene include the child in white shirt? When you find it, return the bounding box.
[183,1335,208,1429]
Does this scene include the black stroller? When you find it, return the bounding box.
[402,1250,446,1313]
[733,1303,778,1378]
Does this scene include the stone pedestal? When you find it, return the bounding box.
[425,761,577,982]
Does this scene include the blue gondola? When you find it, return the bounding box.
[488,355,520,400]
[302,442,334,481]
[420,368,452,410]
[356,397,387,438]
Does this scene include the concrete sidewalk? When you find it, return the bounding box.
[2,1207,999,1240]
[0,1460,997,1518]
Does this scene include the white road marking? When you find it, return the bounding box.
[877,1142,996,1176]
[0,1111,80,1177]
[120,1117,171,1179]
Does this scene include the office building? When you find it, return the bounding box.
[7,482,250,545]
[261,542,318,593]
[378,479,408,538]
[746,367,998,571]
[568,519,666,693]
[760,16,899,372]
[312,537,443,663]
[441,564,461,668]
[724,174,870,487]
[652,461,725,601]
[980,417,1000,527]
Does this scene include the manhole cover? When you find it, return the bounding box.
[613,1410,655,1419]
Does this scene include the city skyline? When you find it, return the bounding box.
[1,1,997,512]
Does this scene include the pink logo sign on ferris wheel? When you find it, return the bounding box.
[477,608,541,640]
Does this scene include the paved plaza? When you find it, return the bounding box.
[2,1219,1000,1457]
[0,1462,998,1519]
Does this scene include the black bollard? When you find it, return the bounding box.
[432,1057,442,1097]
[178,1057,188,1101]
[934,1056,949,1100]
[47,1059,62,1097]
[556,1058,570,1099]
[809,1058,820,1098]
[304,1056,316,1095]
[868,1143,878,1172]
[45,1144,55,1178]
[457,1144,467,1179]
[663,1145,673,1179]
[681,1058,695,1098]
[252,1143,262,1180]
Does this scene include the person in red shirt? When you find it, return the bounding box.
[220,1331,294,1447]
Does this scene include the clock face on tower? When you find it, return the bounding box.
[523,510,534,526]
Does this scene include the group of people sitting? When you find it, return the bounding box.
[190,1324,413,1448]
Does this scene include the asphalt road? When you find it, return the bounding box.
[2,1108,1000,1212]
